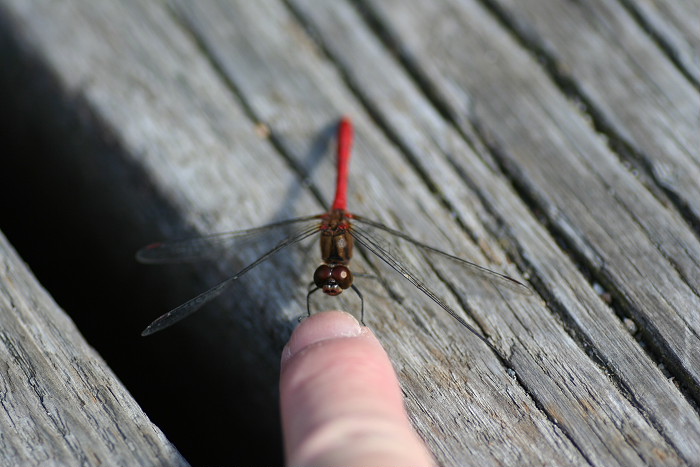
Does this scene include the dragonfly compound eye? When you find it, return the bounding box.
[313,264,333,288]
[314,264,353,296]
[331,265,353,290]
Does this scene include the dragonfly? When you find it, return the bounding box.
[137,117,531,348]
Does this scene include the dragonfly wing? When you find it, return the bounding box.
[349,223,497,350]
[141,222,320,335]
[352,216,531,295]
[141,274,236,336]
[136,215,321,264]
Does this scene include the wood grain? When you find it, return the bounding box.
[362,0,700,370]
[622,0,700,84]
[0,0,697,465]
[0,230,188,467]
[287,1,700,464]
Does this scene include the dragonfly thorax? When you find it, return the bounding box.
[319,209,354,264]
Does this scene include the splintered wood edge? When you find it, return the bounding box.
[0,231,188,467]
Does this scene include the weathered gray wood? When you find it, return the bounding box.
[172,0,696,465]
[1,0,698,466]
[623,0,700,84]
[354,3,700,463]
[166,2,590,465]
[364,0,700,369]
[489,0,700,248]
[0,1,310,465]
[0,230,188,467]
[354,1,700,463]
[287,1,700,464]
[1,0,321,421]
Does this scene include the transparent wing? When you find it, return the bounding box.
[350,216,531,349]
[136,215,322,263]
[352,216,531,295]
[141,221,321,336]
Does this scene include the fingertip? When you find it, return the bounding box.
[281,310,364,366]
[279,311,435,466]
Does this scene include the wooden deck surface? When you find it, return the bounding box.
[0,232,189,466]
[0,0,698,466]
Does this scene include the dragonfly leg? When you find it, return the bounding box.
[306,286,321,318]
[306,283,365,326]
[350,284,366,326]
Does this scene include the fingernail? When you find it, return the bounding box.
[282,311,363,365]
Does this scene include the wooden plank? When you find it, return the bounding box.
[287,1,700,464]
[623,0,700,84]
[487,0,700,249]
[1,0,698,466]
[0,1,312,465]
[0,230,188,467]
[169,1,695,466]
[357,1,700,461]
[167,2,588,465]
[358,0,700,381]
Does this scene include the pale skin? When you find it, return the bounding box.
[280,310,436,467]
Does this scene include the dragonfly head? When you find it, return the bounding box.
[314,264,353,296]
